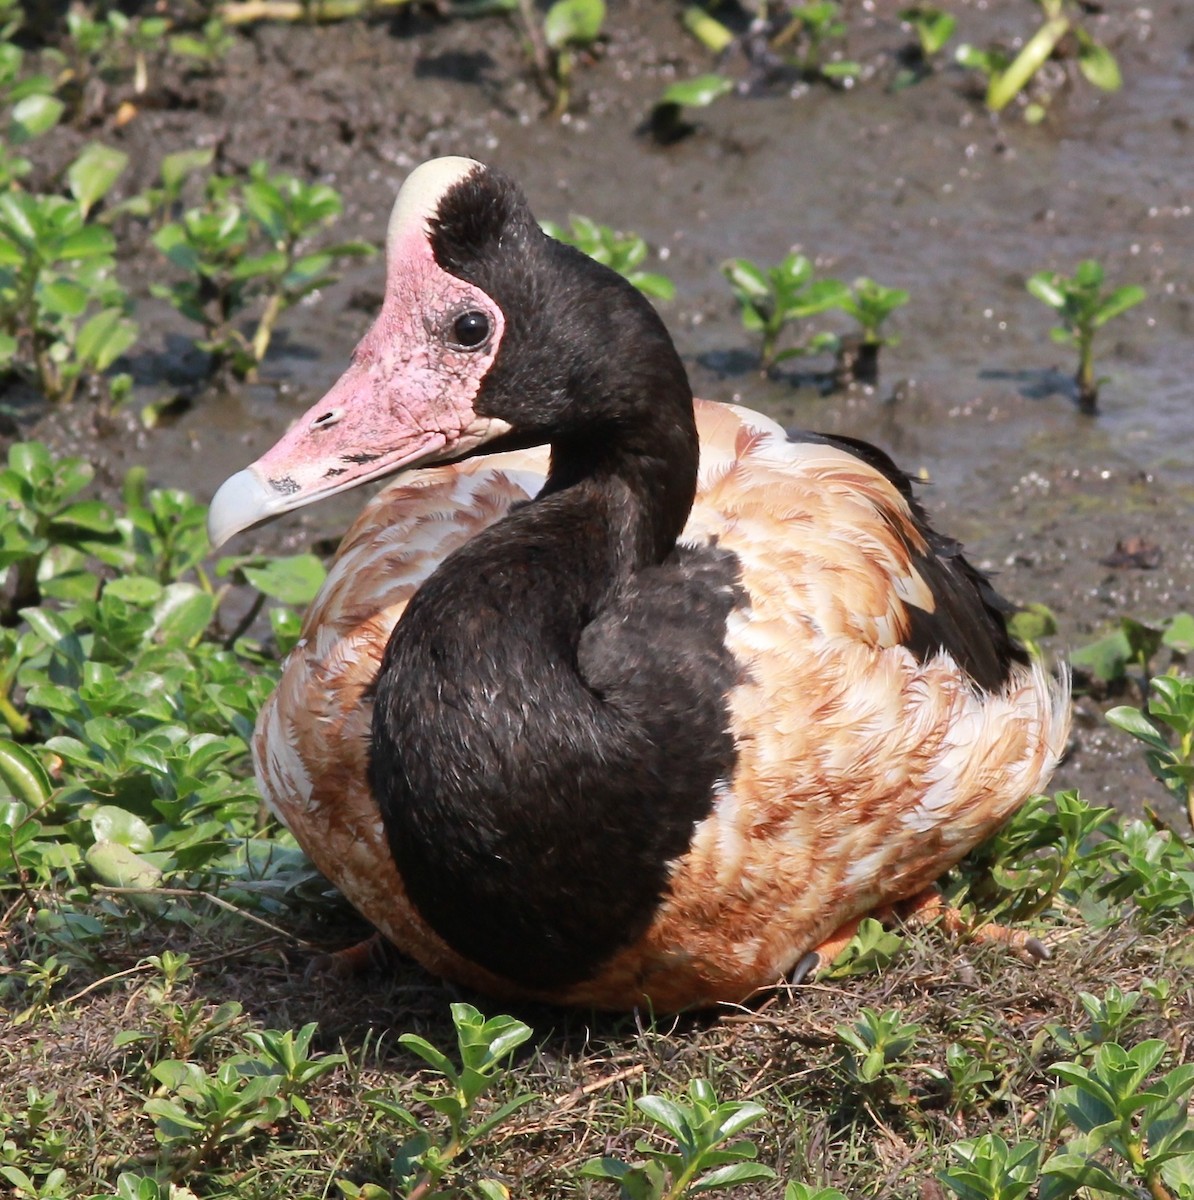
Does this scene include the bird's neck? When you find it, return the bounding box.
[367,387,707,990]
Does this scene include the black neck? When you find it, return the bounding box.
[367,373,730,992]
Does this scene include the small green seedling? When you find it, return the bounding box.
[827,276,909,385]
[772,3,861,85]
[722,253,843,370]
[822,915,905,978]
[108,147,215,230]
[0,143,137,404]
[517,0,605,117]
[967,790,1111,924]
[541,214,675,300]
[580,1077,775,1199]
[835,1007,922,1102]
[1026,259,1145,414]
[938,1133,1042,1200]
[1,27,64,188]
[1070,612,1192,690]
[1046,984,1149,1060]
[901,6,956,60]
[58,8,170,110]
[1044,1041,1194,1200]
[648,73,734,143]
[169,18,234,75]
[354,1003,534,1197]
[152,163,372,379]
[957,0,1121,121]
[1107,674,1194,831]
[145,1057,287,1177]
[893,6,957,88]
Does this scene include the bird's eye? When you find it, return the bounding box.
[449,310,491,349]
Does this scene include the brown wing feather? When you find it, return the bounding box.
[254,400,1069,1009]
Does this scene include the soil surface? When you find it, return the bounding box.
[13,1,1194,826]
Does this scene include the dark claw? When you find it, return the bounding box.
[790,951,823,986]
[1024,936,1051,962]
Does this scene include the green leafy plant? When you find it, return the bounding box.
[893,6,957,88]
[901,6,956,60]
[0,143,137,404]
[1026,259,1146,414]
[648,73,734,143]
[541,214,675,300]
[960,789,1112,923]
[0,443,328,971]
[0,442,116,628]
[1071,612,1191,690]
[939,1133,1043,1200]
[580,1077,775,1199]
[168,18,234,75]
[151,162,372,379]
[722,253,843,370]
[1107,675,1194,831]
[52,7,170,116]
[1044,1040,1194,1200]
[107,147,215,231]
[145,1057,287,1178]
[771,3,861,85]
[826,275,909,385]
[353,1002,534,1197]
[821,915,905,979]
[516,0,605,118]
[0,17,64,188]
[1045,985,1151,1061]
[835,1007,922,1104]
[957,0,1122,121]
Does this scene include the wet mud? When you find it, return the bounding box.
[15,0,1194,825]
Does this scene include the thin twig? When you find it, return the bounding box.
[93,884,324,948]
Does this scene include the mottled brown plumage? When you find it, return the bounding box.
[250,399,1067,1010]
[209,158,1069,1011]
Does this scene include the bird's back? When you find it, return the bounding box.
[254,399,1069,1009]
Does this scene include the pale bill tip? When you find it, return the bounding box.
[207,467,284,550]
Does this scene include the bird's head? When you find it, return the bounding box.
[208,156,688,549]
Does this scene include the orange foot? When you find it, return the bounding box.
[305,931,395,980]
[791,886,1050,984]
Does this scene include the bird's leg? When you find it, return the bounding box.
[791,886,1049,984]
[305,931,394,980]
[892,886,1051,964]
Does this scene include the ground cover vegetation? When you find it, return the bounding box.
[1,1,1189,1197]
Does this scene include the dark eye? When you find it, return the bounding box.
[450,310,491,349]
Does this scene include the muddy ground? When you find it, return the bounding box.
[14,0,1194,825]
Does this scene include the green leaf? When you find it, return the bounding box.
[634,1094,689,1141]
[85,839,164,891]
[691,1162,777,1191]
[90,805,154,851]
[0,741,52,806]
[75,308,138,371]
[660,73,734,108]
[1076,33,1122,92]
[236,554,327,606]
[1092,285,1146,328]
[10,92,64,142]
[52,500,115,534]
[543,0,605,50]
[1027,272,1066,309]
[56,224,116,262]
[68,143,130,219]
[1162,613,1194,653]
[1106,706,1172,753]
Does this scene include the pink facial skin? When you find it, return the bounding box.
[252,223,508,505]
[208,158,513,550]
